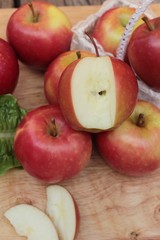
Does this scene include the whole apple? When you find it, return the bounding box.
[0,38,19,94]
[44,50,96,105]
[58,55,138,132]
[127,16,160,91]
[7,2,72,70]
[92,7,144,56]
[14,105,92,183]
[96,100,160,176]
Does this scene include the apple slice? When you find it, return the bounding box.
[46,185,79,240]
[58,56,138,132]
[4,203,59,240]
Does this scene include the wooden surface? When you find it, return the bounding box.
[0,0,14,8]
[0,0,107,8]
[1,4,160,240]
[1,0,160,8]
[19,0,107,6]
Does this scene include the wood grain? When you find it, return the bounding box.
[1,0,160,8]
[0,0,108,8]
[18,0,106,6]
[0,0,14,8]
[1,4,160,240]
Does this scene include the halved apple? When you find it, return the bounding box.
[46,185,79,240]
[58,56,138,132]
[4,204,59,240]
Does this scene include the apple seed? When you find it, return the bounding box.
[98,90,106,96]
[136,113,145,127]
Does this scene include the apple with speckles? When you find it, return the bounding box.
[0,38,19,94]
[14,105,92,183]
[96,100,160,176]
[7,1,72,70]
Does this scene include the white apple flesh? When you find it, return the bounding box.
[46,185,79,240]
[71,56,115,129]
[59,56,138,132]
[4,204,59,240]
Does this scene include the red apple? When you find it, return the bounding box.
[44,50,96,105]
[58,55,138,132]
[7,2,72,70]
[92,7,144,56]
[14,105,92,183]
[0,38,19,94]
[96,100,160,176]
[127,16,160,91]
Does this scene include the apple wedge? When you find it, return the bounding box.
[46,185,79,240]
[4,203,59,240]
[58,56,138,132]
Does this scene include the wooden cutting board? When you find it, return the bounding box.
[1,5,160,240]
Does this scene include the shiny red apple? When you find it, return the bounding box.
[14,105,92,183]
[96,100,160,176]
[7,2,72,70]
[0,38,19,95]
[127,16,160,91]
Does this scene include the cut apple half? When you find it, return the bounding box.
[72,56,116,129]
[46,185,79,240]
[61,56,115,130]
[4,203,59,240]
[59,55,138,132]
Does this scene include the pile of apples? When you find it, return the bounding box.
[1,1,160,239]
[1,1,160,180]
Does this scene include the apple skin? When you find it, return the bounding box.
[0,38,19,95]
[7,2,72,70]
[127,17,160,91]
[44,50,96,105]
[92,7,144,56]
[58,56,138,132]
[96,100,160,177]
[14,105,92,183]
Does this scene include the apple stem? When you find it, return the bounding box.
[49,118,58,137]
[85,32,100,57]
[28,1,38,23]
[142,16,154,31]
[137,113,145,127]
[76,51,81,59]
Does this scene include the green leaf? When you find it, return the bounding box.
[0,94,27,175]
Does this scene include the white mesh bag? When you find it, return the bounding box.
[71,0,160,107]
